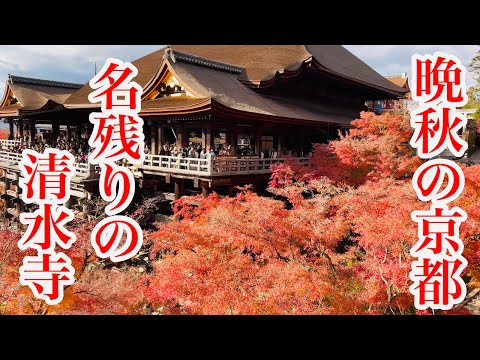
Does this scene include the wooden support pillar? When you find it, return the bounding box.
[202,127,206,150]
[174,179,184,200]
[254,126,262,155]
[182,126,188,148]
[8,119,14,137]
[3,173,10,208]
[14,172,21,211]
[201,183,212,196]
[228,185,236,197]
[176,126,185,150]
[158,126,164,152]
[88,123,94,139]
[151,124,157,155]
[82,191,92,219]
[277,130,284,156]
[204,122,214,151]
[76,125,82,146]
[52,123,60,147]
[296,129,305,157]
[66,125,71,141]
[29,119,36,146]
[19,121,24,146]
[228,128,237,155]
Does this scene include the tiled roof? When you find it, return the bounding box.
[9,75,83,89]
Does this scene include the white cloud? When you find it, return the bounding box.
[1,45,479,99]
[344,45,479,88]
[0,45,165,96]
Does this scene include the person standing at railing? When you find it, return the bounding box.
[207,148,216,158]
[206,148,217,173]
[171,146,179,157]
[188,146,197,158]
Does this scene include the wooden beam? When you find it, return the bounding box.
[76,124,82,147]
[29,119,36,146]
[52,123,60,147]
[254,126,262,155]
[201,184,212,196]
[174,179,184,200]
[19,122,24,145]
[3,173,10,208]
[157,126,164,152]
[277,129,283,156]
[228,127,237,155]
[296,128,305,157]
[176,125,185,149]
[151,124,157,155]
[204,121,214,151]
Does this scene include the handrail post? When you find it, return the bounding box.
[86,161,97,180]
[208,157,213,175]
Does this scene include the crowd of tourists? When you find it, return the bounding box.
[1,133,93,164]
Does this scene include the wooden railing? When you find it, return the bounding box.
[0,151,93,179]
[1,151,309,178]
[0,151,23,164]
[74,162,90,177]
[143,155,212,175]
[212,157,308,175]
[143,154,309,176]
[0,140,21,148]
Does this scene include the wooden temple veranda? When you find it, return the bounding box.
[0,45,407,218]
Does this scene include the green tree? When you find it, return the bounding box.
[469,47,480,86]
[468,49,480,123]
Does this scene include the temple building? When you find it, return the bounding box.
[366,73,410,114]
[0,45,408,217]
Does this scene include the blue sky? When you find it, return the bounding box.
[0,45,478,96]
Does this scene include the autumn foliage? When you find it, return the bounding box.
[0,202,151,315]
[144,112,480,314]
[269,111,423,188]
[1,111,479,314]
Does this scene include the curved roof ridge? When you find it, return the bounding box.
[9,74,83,89]
[305,45,407,96]
[165,47,244,74]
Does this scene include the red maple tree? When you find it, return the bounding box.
[1,111,479,314]
[145,111,480,314]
